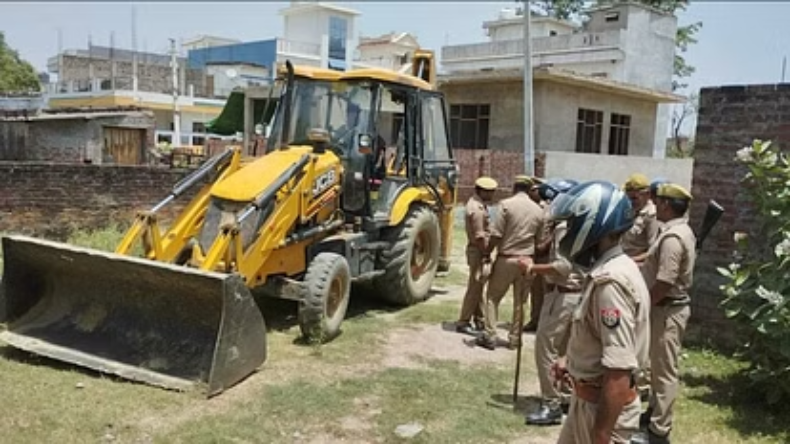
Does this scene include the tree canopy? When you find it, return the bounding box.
[530,0,701,91]
[0,31,40,94]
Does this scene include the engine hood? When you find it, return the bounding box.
[210,146,337,202]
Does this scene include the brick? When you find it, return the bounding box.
[690,83,790,340]
[0,162,190,240]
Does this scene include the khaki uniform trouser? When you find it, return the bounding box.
[529,274,546,326]
[535,289,581,408]
[484,256,533,345]
[558,394,641,444]
[648,303,691,437]
[458,249,486,324]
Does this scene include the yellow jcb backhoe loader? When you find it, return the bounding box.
[0,50,458,397]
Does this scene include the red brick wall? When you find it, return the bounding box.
[455,149,546,202]
[0,162,191,240]
[0,149,543,239]
[690,84,790,335]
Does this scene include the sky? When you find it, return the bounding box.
[2,1,790,132]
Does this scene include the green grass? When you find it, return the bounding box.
[155,361,553,444]
[0,219,788,443]
[671,348,790,444]
[66,223,128,251]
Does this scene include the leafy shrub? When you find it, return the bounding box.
[719,139,790,404]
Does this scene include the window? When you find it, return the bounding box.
[575,108,603,153]
[605,12,620,22]
[449,104,489,149]
[192,122,207,146]
[328,16,348,67]
[608,113,631,155]
[422,95,452,162]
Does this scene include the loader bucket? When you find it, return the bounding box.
[0,235,267,397]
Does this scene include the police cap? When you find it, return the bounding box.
[475,176,498,191]
[657,183,693,201]
[624,173,650,191]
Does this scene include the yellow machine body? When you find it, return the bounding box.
[0,50,458,397]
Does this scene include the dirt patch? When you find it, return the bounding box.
[381,323,533,369]
[132,357,381,437]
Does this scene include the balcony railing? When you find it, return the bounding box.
[155,130,237,148]
[442,30,622,63]
[277,38,321,57]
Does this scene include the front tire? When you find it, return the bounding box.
[374,205,441,306]
[298,253,351,343]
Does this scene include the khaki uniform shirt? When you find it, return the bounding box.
[464,194,490,253]
[535,201,553,262]
[641,218,697,303]
[621,201,659,256]
[567,246,651,381]
[544,221,584,290]
[490,192,545,256]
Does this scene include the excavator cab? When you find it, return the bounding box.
[0,52,457,397]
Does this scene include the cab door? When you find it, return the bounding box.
[417,92,457,196]
[416,92,458,269]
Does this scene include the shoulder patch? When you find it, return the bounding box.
[600,308,621,329]
[591,270,614,285]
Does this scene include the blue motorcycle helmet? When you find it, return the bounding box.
[538,178,579,202]
[549,180,634,267]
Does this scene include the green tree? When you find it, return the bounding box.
[592,0,702,91]
[532,0,587,20]
[0,31,40,93]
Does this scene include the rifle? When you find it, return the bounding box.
[696,200,724,251]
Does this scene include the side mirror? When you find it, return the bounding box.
[358,134,373,155]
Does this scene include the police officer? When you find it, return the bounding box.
[524,176,550,332]
[636,183,696,444]
[549,180,650,444]
[456,176,498,335]
[633,176,670,401]
[523,178,583,426]
[621,173,660,263]
[476,175,545,350]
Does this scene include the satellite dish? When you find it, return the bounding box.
[226,68,238,79]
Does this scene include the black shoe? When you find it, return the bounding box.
[647,429,670,444]
[455,323,477,336]
[474,335,496,351]
[630,432,650,444]
[523,322,538,333]
[631,429,670,444]
[639,408,653,428]
[560,402,569,415]
[525,404,563,426]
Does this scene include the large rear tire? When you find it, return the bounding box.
[298,253,351,343]
[374,205,441,306]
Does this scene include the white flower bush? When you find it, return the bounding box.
[719,139,790,404]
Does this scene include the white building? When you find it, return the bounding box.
[356,32,420,71]
[204,62,270,99]
[181,35,242,52]
[440,2,680,158]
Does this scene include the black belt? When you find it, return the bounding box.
[657,297,690,307]
[546,283,581,293]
